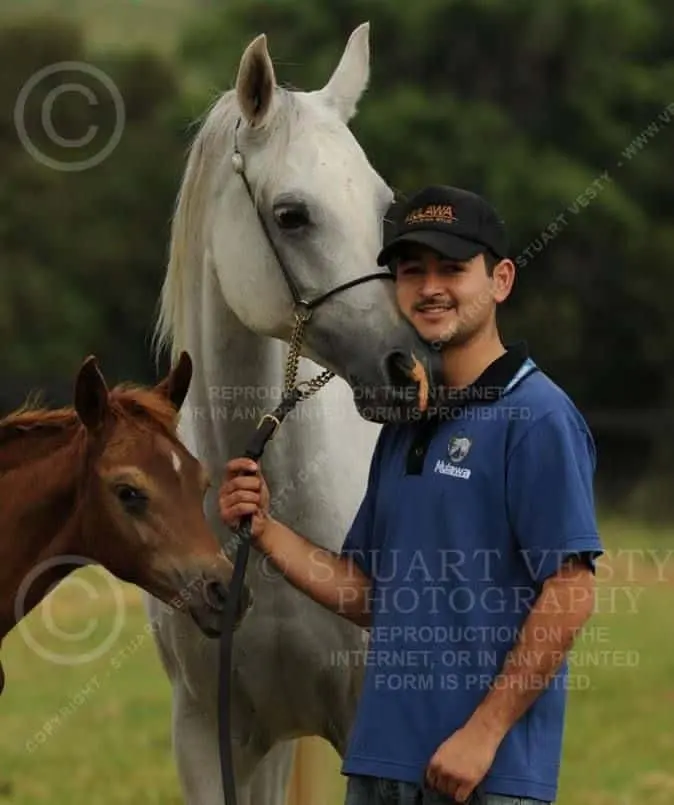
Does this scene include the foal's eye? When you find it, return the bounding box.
[115,484,148,515]
[273,203,310,231]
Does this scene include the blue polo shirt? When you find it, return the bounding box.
[339,343,603,802]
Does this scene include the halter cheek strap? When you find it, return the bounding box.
[231,117,394,313]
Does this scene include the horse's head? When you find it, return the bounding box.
[203,23,440,420]
[72,352,251,637]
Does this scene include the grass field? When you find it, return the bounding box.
[0,0,195,54]
[1,515,674,804]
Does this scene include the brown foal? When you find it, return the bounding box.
[0,351,251,694]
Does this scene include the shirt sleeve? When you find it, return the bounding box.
[506,409,604,583]
[339,428,386,579]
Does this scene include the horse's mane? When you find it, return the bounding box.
[0,384,179,448]
[153,85,298,362]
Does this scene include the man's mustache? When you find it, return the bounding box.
[413,298,454,311]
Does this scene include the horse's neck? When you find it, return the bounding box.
[178,261,289,477]
[0,435,83,640]
[178,262,382,565]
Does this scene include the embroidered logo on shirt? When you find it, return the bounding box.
[448,435,472,463]
[433,433,472,479]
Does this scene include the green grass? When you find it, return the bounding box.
[0,0,195,54]
[1,516,673,804]
[1,583,183,804]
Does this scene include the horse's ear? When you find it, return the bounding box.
[316,22,370,122]
[154,351,193,412]
[236,33,276,128]
[74,355,109,431]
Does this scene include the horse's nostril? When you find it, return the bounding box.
[386,350,414,389]
[205,580,228,612]
[204,580,252,620]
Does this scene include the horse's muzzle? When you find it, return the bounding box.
[347,333,443,424]
[187,574,253,638]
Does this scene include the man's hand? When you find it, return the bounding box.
[425,556,596,803]
[218,457,271,540]
[218,457,372,627]
[425,721,498,802]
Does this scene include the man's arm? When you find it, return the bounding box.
[252,428,386,628]
[218,455,378,628]
[257,517,373,628]
[469,554,595,740]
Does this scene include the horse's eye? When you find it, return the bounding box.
[115,484,148,515]
[274,204,310,231]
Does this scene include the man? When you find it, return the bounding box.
[219,185,604,805]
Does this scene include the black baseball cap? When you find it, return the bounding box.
[377,185,509,267]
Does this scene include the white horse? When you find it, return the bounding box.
[147,22,430,805]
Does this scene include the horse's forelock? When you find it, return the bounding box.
[108,385,180,441]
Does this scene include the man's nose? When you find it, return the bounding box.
[419,270,445,295]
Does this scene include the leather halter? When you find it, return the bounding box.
[217,117,396,805]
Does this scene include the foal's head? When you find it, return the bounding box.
[72,351,251,636]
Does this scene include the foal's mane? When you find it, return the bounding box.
[0,385,179,449]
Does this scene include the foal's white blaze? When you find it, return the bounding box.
[171,450,182,475]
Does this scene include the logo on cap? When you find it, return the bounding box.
[404,204,457,226]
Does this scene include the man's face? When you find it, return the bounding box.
[394,246,506,346]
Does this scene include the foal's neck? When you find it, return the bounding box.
[0,425,85,641]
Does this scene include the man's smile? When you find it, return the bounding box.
[414,303,456,322]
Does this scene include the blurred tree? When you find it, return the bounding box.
[0,18,186,407]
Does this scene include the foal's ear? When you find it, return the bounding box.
[316,22,370,122]
[154,350,192,412]
[236,33,276,128]
[74,355,109,431]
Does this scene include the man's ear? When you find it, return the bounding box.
[492,258,516,303]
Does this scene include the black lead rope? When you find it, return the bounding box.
[217,388,304,805]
